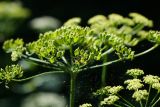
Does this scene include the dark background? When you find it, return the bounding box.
[1,0,160,106]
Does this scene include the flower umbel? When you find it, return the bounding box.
[100,95,119,105]
[126,68,144,78]
[143,75,159,85]
[152,83,160,93]
[79,103,92,107]
[0,65,23,83]
[132,90,148,102]
[124,79,144,90]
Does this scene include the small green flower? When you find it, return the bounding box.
[132,90,148,102]
[124,79,144,90]
[152,83,160,93]
[143,75,159,85]
[108,86,124,94]
[79,103,92,107]
[100,95,119,105]
[126,69,144,78]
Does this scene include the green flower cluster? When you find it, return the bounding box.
[143,75,159,85]
[79,103,92,107]
[101,95,119,105]
[126,68,144,78]
[88,13,153,47]
[86,69,160,106]
[64,17,81,26]
[132,89,149,101]
[94,86,123,105]
[0,65,23,83]
[124,79,144,90]
[3,38,25,61]
[147,31,160,44]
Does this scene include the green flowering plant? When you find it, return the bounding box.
[2,13,160,107]
[85,69,160,107]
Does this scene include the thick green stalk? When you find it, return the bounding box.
[101,54,107,87]
[98,55,107,107]
[70,72,77,107]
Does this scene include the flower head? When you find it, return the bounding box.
[79,103,92,107]
[100,95,119,105]
[108,86,124,94]
[143,75,159,85]
[124,79,144,90]
[126,69,144,78]
[0,65,23,83]
[132,90,148,102]
[152,83,160,93]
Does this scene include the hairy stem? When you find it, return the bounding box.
[12,71,64,82]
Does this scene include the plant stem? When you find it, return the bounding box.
[80,44,159,72]
[131,24,144,35]
[117,101,133,107]
[98,55,108,107]
[145,85,151,107]
[70,72,77,107]
[22,54,60,69]
[118,94,135,107]
[151,97,160,107]
[70,46,73,65]
[101,48,114,57]
[134,44,159,57]
[113,103,123,107]
[101,54,107,87]
[150,92,159,106]
[140,101,143,107]
[12,71,64,82]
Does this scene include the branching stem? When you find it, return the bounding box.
[12,71,65,82]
